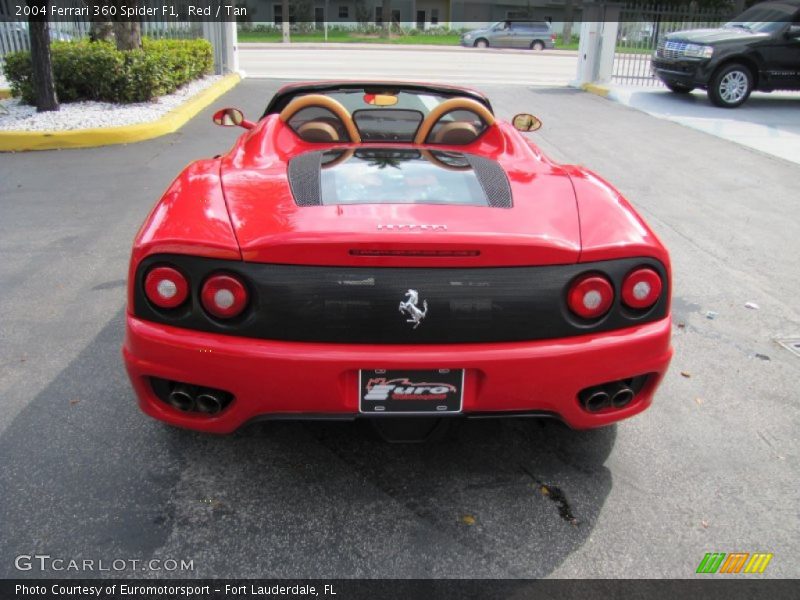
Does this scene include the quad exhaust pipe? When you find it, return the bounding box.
[579,380,637,413]
[582,388,611,412]
[610,383,635,409]
[157,379,231,415]
[195,391,224,415]
[167,384,196,412]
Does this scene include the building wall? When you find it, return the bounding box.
[413,1,451,29]
[240,1,578,32]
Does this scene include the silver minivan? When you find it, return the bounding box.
[460,21,556,50]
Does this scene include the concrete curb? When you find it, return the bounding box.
[580,83,611,98]
[0,73,241,152]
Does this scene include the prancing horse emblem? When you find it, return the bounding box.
[399,289,428,329]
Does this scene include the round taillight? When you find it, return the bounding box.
[144,266,189,309]
[622,267,662,309]
[201,273,248,319]
[567,274,614,319]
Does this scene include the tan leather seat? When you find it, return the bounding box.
[279,94,361,143]
[296,121,340,143]
[430,122,479,145]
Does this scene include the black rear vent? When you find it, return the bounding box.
[464,154,512,208]
[287,150,322,207]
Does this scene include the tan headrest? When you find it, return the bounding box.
[431,122,479,145]
[296,121,340,143]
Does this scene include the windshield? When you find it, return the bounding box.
[287,88,480,143]
[724,3,796,33]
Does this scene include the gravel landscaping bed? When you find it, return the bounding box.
[0,75,222,131]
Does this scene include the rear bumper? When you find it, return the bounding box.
[123,315,673,434]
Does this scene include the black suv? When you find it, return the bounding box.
[652,0,800,107]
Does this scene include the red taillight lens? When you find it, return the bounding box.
[621,267,662,309]
[567,274,614,319]
[201,274,248,319]
[144,266,189,309]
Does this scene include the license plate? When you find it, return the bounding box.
[359,369,464,414]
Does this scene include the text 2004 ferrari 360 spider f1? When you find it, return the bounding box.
[122,81,672,437]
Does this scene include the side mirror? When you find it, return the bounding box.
[212,107,254,130]
[512,113,543,132]
[786,25,800,38]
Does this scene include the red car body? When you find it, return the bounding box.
[123,81,672,434]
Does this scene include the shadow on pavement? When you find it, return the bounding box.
[0,310,616,578]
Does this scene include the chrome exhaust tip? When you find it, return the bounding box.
[167,385,195,412]
[581,389,610,413]
[195,391,223,415]
[611,385,635,408]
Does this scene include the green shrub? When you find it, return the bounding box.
[2,38,213,105]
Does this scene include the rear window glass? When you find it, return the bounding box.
[352,108,424,142]
[320,149,488,206]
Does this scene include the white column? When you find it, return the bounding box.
[596,5,621,84]
[223,19,239,74]
[572,19,603,86]
[572,2,622,87]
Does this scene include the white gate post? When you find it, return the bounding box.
[222,19,239,74]
[572,2,604,87]
[203,21,240,75]
[573,21,602,86]
[572,2,622,87]
[596,5,621,84]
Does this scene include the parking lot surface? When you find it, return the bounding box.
[0,80,798,578]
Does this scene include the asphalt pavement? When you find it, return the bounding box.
[0,79,798,579]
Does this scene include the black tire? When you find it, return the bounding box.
[474,38,489,48]
[708,63,753,108]
[530,40,545,51]
[666,82,694,94]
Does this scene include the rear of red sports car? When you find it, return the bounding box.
[123,82,672,435]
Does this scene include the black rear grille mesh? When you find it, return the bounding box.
[287,150,322,207]
[135,256,668,344]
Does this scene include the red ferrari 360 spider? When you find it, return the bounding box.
[123,81,672,436]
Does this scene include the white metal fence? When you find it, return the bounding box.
[1,20,202,52]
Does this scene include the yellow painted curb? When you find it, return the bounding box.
[581,83,610,98]
[0,73,241,152]
[0,89,11,100]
